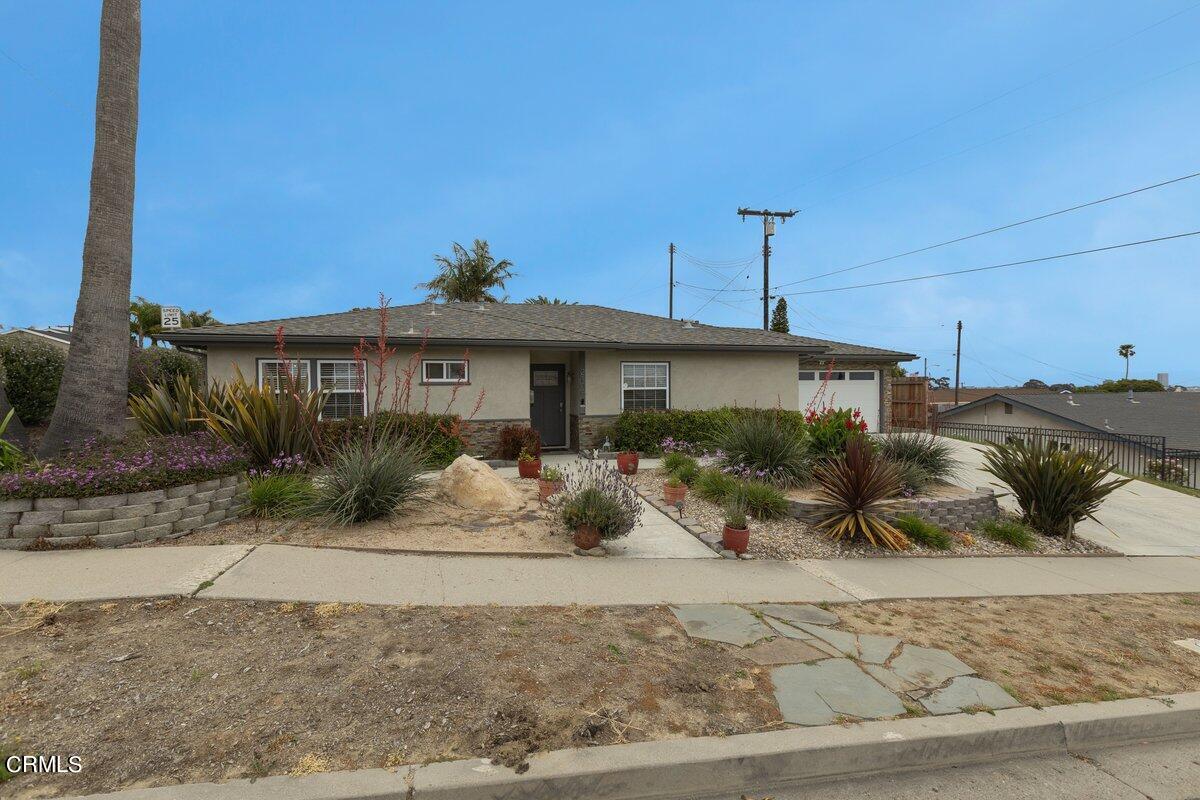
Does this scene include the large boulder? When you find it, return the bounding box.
[439,455,524,511]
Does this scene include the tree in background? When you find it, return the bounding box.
[1076,378,1164,394]
[40,0,141,457]
[522,296,576,305]
[770,297,790,333]
[418,239,515,303]
[928,376,950,390]
[183,309,221,327]
[129,295,161,346]
[1023,378,1049,389]
[1117,343,1135,380]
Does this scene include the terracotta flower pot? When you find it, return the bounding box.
[538,479,563,502]
[518,458,541,479]
[722,525,750,554]
[572,523,602,550]
[616,451,639,475]
[663,483,688,505]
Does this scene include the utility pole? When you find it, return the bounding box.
[954,320,963,405]
[668,242,675,319]
[738,208,798,329]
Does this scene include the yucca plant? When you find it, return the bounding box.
[812,437,909,550]
[200,366,327,466]
[980,439,1130,541]
[128,374,212,436]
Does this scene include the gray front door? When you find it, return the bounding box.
[530,364,566,448]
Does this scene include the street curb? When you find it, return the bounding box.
[66,692,1200,800]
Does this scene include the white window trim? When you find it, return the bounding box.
[317,359,368,419]
[422,358,470,385]
[620,361,670,411]
[257,359,311,392]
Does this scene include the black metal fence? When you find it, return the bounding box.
[919,421,1200,490]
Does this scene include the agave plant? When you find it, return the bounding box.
[200,367,327,465]
[812,437,909,550]
[980,438,1131,541]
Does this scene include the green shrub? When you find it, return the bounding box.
[243,473,315,518]
[611,407,807,454]
[495,424,541,460]
[980,438,1130,538]
[894,514,953,550]
[0,339,65,425]
[978,518,1036,550]
[200,367,326,466]
[661,451,694,473]
[0,409,24,471]
[307,436,428,525]
[558,460,642,539]
[128,374,213,436]
[805,407,867,458]
[694,468,739,503]
[128,347,202,398]
[662,452,701,485]
[730,480,788,519]
[318,412,465,469]
[713,411,810,487]
[878,432,959,489]
[812,437,908,550]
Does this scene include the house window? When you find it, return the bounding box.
[799,371,817,380]
[849,371,875,380]
[318,360,366,420]
[422,359,468,384]
[1003,402,1014,415]
[258,359,310,393]
[621,362,669,411]
[825,371,847,381]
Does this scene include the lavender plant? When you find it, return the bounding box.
[558,460,643,539]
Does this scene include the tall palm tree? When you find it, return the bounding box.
[1117,343,1135,381]
[129,295,161,346]
[40,0,141,457]
[418,239,515,303]
[183,308,220,328]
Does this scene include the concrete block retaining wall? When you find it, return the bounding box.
[788,487,1000,530]
[0,475,247,550]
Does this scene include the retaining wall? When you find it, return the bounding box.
[0,475,247,550]
[789,487,1000,530]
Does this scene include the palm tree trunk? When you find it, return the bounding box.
[1124,357,1130,381]
[39,0,141,456]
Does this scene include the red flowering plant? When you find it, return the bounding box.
[803,364,869,458]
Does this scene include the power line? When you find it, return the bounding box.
[777,229,1200,296]
[766,1,1200,204]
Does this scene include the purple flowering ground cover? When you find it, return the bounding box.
[0,433,248,499]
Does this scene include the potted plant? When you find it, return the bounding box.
[559,461,644,550]
[517,448,541,479]
[538,465,565,502]
[616,449,639,475]
[721,498,751,554]
[663,471,688,505]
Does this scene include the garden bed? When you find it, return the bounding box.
[633,469,1112,559]
[150,477,575,555]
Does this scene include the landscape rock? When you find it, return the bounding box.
[750,603,839,627]
[670,604,772,647]
[918,676,1020,715]
[772,659,906,725]
[438,455,524,512]
[888,644,976,688]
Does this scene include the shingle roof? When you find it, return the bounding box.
[941,391,1200,450]
[164,302,914,359]
[0,327,71,345]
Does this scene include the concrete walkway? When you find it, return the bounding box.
[940,436,1200,556]
[4,543,1199,605]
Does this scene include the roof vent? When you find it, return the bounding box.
[1065,392,1079,406]
[426,302,439,317]
[681,319,699,329]
[1104,418,1114,430]
[405,321,416,335]
[1127,389,1139,404]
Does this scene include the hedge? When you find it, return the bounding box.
[0,339,65,425]
[318,411,465,469]
[128,348,203,397]
[611,407,808,454]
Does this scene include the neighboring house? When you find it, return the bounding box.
[163,303,914,453]
[937,391,1200,451]
[0,326,72,352]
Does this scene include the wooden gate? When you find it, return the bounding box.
[890,377,928,430]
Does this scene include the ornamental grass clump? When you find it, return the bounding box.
[662,452,701,486]
[878,432,959,491]
[711,411,810,488]
[730,480,788,520]
[812,436,909,550]
[893,514,953,550]
[980,438,1130,541]
[0,433,247,499]
[693,468,739,503]
[977,518,1037,550]
[306,435,428,525]
[244,473,317,518]
[558,460,642,539]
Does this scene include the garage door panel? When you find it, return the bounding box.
[799,369,880,432]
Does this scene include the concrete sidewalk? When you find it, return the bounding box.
[5,543,1198,606]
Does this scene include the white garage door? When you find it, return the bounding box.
[799,369,881,432]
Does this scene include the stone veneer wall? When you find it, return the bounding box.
[788,487,1000,530]
[461,418,532,458]
[0,475,247,550]
[575,414,619,451]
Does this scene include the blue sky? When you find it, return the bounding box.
[2,1,1198,386]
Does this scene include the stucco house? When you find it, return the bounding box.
[163,303,914,453]
[0,326,72,352]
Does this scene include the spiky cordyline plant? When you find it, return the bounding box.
[813,436,909,550]
[979,438,1130,541]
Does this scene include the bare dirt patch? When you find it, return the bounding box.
[635,469,1109,559]
[0,600,779,798]
[148,477,575,555]
[839,593,1200,707]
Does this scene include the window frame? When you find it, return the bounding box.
[620,361,670,411]
[421,358,470,385]
[257,359,311,394]
[316,359,368,420]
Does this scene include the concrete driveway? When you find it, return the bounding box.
[938,436,1200,556]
